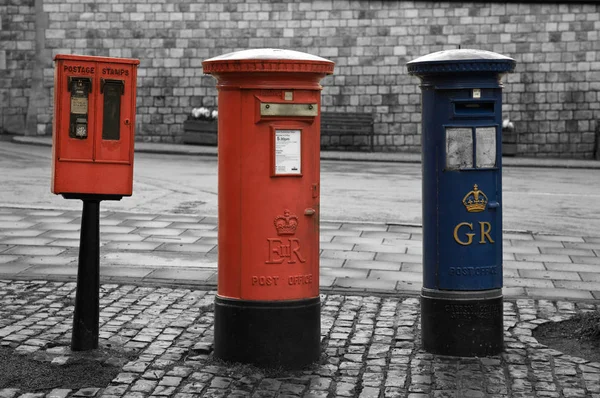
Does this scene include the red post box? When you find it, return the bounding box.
[52,54,139,198]
[203,49,334,368]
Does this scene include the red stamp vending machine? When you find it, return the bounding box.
[52,54,139,351]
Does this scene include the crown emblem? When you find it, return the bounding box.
[274,209,298,235]
[462,184,488,213]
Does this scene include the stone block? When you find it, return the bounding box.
[2,114,25,133]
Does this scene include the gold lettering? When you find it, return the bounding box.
[479,222,495,244]
[453,222,475,246]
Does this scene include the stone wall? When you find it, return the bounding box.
[1,0,599,158]
[0,0,38,135]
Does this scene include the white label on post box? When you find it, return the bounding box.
[476,127,496,168]
[473,88,481,99]
[275,129,301,175]
[446,128,473,170]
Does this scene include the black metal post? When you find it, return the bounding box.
[71,198,101,351]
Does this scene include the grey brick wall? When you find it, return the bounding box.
[1,1,599,158]
[0,0,37,134]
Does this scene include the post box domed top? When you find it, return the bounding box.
[202,48,334,75]
[407,49,515,76]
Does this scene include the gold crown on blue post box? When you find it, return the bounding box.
[462,184,488,213]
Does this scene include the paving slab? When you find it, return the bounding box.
[102,242,165,251]
[145,269,216,285]
[513,253,573,263]
[318,258,345,268]
[503,245,541,254]
[321,267,369,279]
[376,252,422,263]
[0,231,47,239]
[580,272,600,282]
[369,270,422,283]
[47,239,87,248]
[0,221,38,229]
[38,231,81,240]
[519,270,582,281]
[504,277,554,289]
[17,255,77,265]
[320,242,355,251]
[534,234,586,243]
[525,288,594,300]
[345,259,401,271]
[572,255,600,265]
[19,264,77,277]
[509,239,565,248]
[100,266,154,279]
[157,243,217,253]
[0,262,33,275]
[332,277,398,291]
[321,249,376,261]
[0,255,19,264]
[3,246,66,256]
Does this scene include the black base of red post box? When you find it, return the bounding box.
[420,288,503,357]
[214,296,321,369]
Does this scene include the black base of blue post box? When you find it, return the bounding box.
[214,295,321,369]
[421,288,503,357]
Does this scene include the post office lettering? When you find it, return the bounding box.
[251,275,279,287]
[449,266,497,276]
[288,274,312,285]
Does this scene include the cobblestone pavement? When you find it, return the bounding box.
[0,280,599,398]
[1,206,600,397]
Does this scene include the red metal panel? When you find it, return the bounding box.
[52,54,139,197]
[54,58,96,163]
[216,87,243,299]
[94,62,137,164]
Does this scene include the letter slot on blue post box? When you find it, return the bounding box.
[407,49,516,357]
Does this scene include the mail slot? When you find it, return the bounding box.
[408,49,516,357]
[203,49,334,369]
[454,101,495,116]
[52,54,139,198]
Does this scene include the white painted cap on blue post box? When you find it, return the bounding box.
[407,49,516,76]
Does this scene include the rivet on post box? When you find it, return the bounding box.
[202,49,334,369]
[51,54,140,351]
[407,49,516,357]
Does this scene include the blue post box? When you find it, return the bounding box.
[407,49,516,356]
